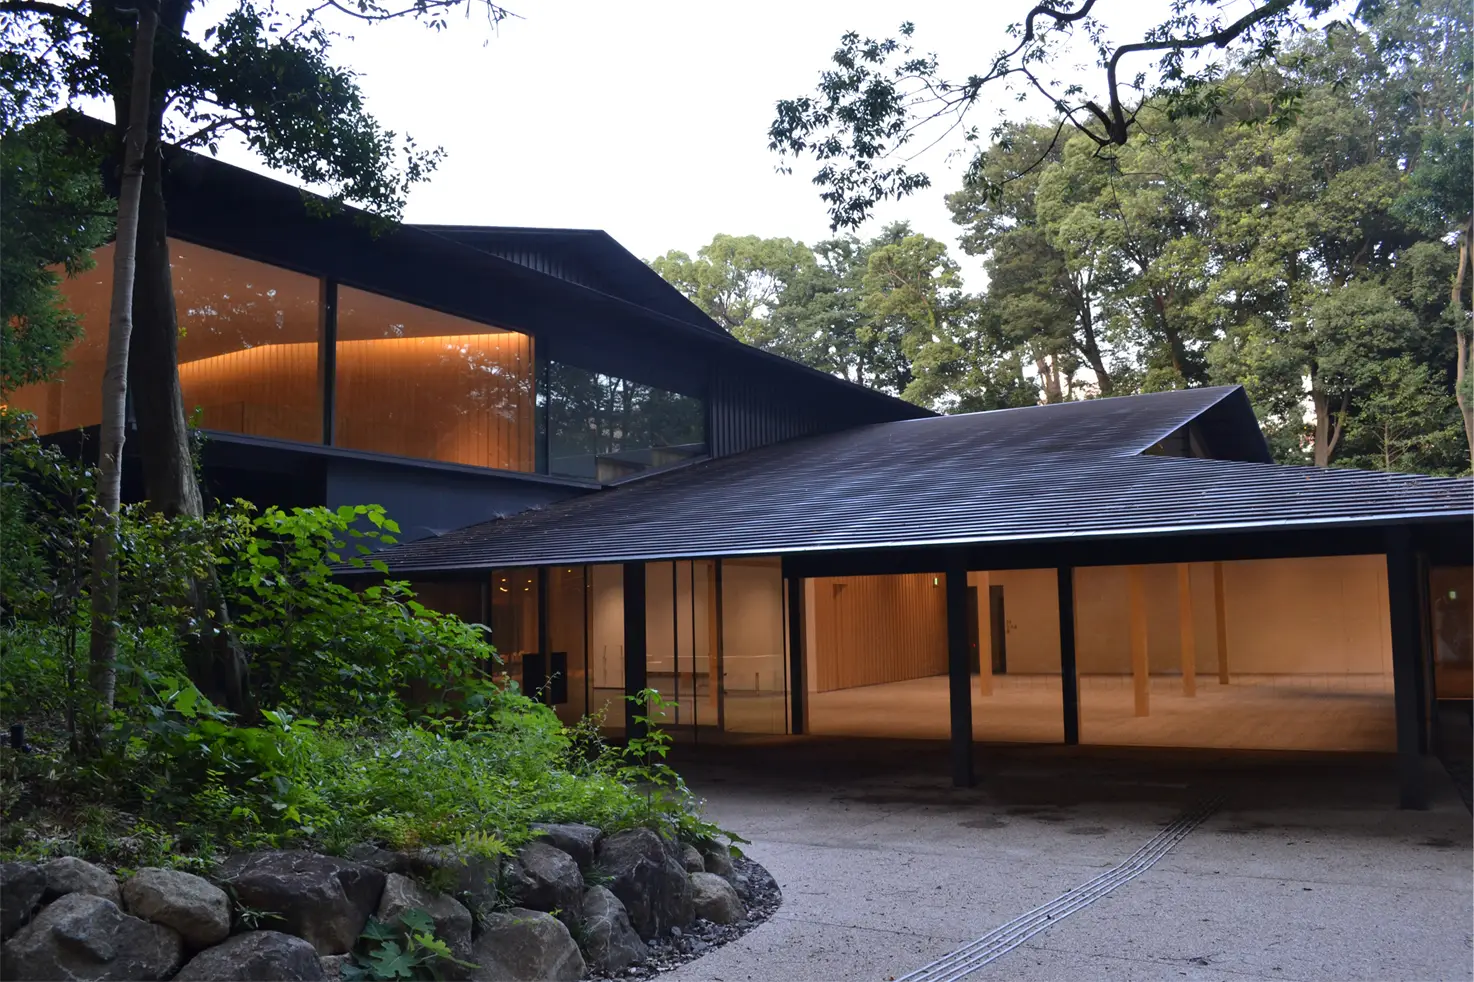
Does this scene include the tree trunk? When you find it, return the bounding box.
[87,0,158,714]
[1154,293,1191,385]
[114,0,252,717]
[1454,223,1472,470]
[1076,304,1112,396]
[131,116,202,519]
[1309,375,1346,468]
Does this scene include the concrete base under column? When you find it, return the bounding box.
[806,674,1395,751]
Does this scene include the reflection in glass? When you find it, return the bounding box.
[588,564,627,732]
[548,566,589,725]
[336,287,535,470]
[8,240,321,442]
[543,363,704,481]
[490,568,538,691]
[720,556,789,734]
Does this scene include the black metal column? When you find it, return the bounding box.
[1385,527,1428,810]
[787,575,806,735]
[945,555,974,788]
[623,562,648,742]
[1058,566,1080,746]
[319,278,338,445]
[536,566,550,706]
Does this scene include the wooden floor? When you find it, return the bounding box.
[807,673,1397,752]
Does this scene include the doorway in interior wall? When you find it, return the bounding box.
[990,585,1007,675]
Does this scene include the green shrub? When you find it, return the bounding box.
[0,436,731,870]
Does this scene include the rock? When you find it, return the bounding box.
[594,829,693,940]
[529,823,601,870]
[733,859,779,906]
[318,953,350,981]
[503,842,584,922]
[375,873,473,965]
[1,892,183,981]
[579,886,648,975]
[215,850,386,955]
[123,867,231,949]
[0,862,45,940]
[678,843,705,873]
[688,872,745,925]
[401,846,500,910]
[174,930,324,981]
[343,844,410,875]
[698,841,734,882]
[41,855,121,905]
[467,908,585,982]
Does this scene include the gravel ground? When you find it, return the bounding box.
[584,856,782,981]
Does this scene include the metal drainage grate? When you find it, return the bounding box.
[895,797,1223,982]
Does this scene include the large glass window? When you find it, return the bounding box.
[335,288,535,471]
[7,240,321,442]
[543,363,704,481]
[489,568,539,690]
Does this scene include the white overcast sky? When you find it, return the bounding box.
[177,1,1220,271]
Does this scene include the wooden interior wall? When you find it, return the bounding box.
[177,343,320,443]
[334,333,535,470]
[809,573,948,692]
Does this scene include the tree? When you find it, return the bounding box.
[768,0,1362,231]
[2,0,512,712]
[652,226,993,411]
[87,0,157,716]
[0,120,112,396]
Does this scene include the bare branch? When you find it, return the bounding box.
[0,0,88,27]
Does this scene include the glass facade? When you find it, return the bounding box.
[335,287,536,470]
[542,363,705,482]
[12,240,706,480]
[8,240,321,442]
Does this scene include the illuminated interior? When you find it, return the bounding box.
[8,240,539,472]
[335,287,535,471]
[8,240,322,442]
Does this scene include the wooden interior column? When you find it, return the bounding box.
[1386,527,1429,809]
[1177,564,1197,697]
[1128,565,1150,717]
[946,555,975,787]
[973,570,993,696]
[707,563,720,717]
[622,562,648,741]
[1213,562,1230,685]
[787,575,806,735]
[1057,567,1080,745]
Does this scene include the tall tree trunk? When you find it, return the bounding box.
[1309,374,1346,468]
[131,115,202,519]
[87,0,158,715]
[1454,223,1472,469]
[1075,303,1112,396]
[115,0,252,717]
[1154,293,1191,385]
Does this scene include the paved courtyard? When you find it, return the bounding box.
[664,739,1472,982]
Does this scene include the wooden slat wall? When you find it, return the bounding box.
[810,573,948,691]
[177,342,320,443]
[334,332,536,470]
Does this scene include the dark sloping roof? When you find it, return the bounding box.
[371,386,1472,572]
[414,226,728,337]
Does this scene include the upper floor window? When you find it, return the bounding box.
[542,363,705,481]
[334,287,535,472]
[8,240,321,443]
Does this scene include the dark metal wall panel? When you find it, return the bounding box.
[709,365,896,458]
[324,458,587,544]
[483,247,592,289]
